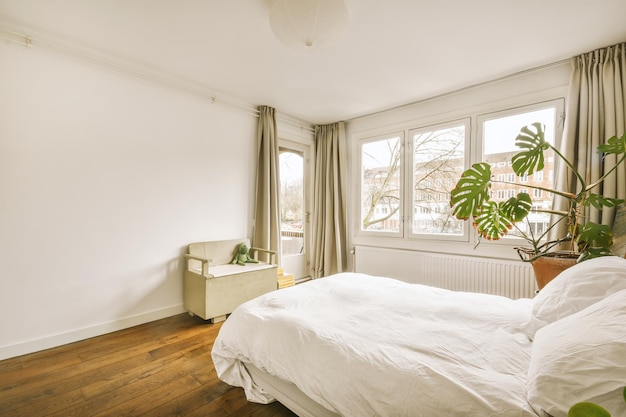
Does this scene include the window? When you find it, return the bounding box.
[359,134,403,235]
[480,103,560,240]
[355,99,563,245]
[409,121,467,236]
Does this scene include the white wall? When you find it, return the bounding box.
[0,37,572,360]
[0,41,260,359]
[345,62,572,268]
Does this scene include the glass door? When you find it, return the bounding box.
[279,144,309,279]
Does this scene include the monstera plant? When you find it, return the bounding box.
[450,122,626,268]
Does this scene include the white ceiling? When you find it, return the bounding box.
[1,0,626,125]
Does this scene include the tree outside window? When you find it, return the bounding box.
[411,124,466,235]
[360,136,402,232]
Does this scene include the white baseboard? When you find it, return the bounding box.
[0,304,187,361]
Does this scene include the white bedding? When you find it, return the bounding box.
[212,272,536,417]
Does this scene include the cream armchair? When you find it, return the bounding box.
[183,239,277,322]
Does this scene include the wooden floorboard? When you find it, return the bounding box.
[0,314,297,417]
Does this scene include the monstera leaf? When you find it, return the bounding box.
[502,192,533,222]
[578,246,614,262]
[598,131,626,154]
[568,402,611,417]
[472,201,513,240]
[586,193,626,210]
[568,387,625,417]
[472,194,532,240]
[575,222,614,250]
[511,122,550,177]
[450,162,492,220]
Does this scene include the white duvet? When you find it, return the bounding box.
[212,272,537,417]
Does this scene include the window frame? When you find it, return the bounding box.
[475,98,565,248]
[278,137,313,280]
[406,118,471,241]
[356,132,405,238]
[351,97,565,252]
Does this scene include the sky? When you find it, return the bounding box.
[483,107,556,155]
[279,150,303,184]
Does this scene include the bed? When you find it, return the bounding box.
[211,256,626,417]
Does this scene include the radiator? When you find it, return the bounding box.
[353,246,536,299]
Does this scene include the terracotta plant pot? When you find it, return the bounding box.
[531,254,578,290]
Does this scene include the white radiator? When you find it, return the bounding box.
[354,246,536,299]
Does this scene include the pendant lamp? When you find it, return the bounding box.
[269,0,349,50]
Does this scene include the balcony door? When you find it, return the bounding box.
[279,142,310,280]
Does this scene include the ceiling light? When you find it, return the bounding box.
[269,0,349,50]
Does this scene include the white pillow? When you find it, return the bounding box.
[527,289,626,417]
[524,256,626,338]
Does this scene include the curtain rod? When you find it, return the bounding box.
[0,21,315,134]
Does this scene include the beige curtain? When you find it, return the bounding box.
[550,43,626,241]
[311,122,348,278]
[252,106,281,262]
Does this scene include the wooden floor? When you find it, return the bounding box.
[0,314,297,417]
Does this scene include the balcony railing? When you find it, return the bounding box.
[281,229,304,255]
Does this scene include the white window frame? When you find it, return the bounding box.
[407,118,471,241]
[351,97,565,255]
[356,132,405,238]
[278,137,313,280]
[475,98,564,248]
